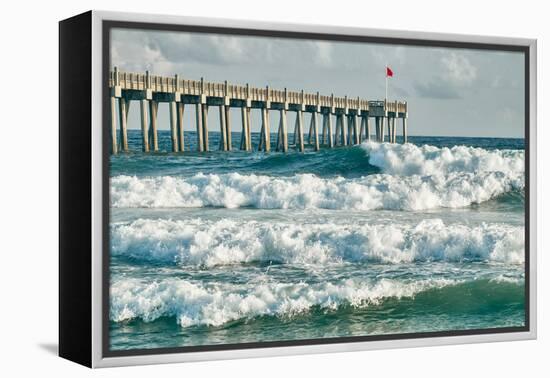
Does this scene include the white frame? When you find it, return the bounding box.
[90,10,537,368]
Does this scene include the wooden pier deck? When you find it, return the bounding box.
[108,68,409,154]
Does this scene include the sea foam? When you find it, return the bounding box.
[110,143,524,211]
[111,218,524,267]
[363,141,524,177]
[110,276,455,327]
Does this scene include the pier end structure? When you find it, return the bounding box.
[109,69,409,153]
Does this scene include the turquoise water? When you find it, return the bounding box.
[109,130,525,352]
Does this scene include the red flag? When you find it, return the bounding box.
[386,66,394,77]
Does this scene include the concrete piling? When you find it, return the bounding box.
[169,101,178,152]
[341,114,348,146]
[366,117,371,142]
[352,115,360,144]
[225,105,232,151]
[295,111,305,152]
[276,109,288,152]
[327,114,334,148]
[195,103,204,152]
[390,117,394,143]
[312,112,320,151]
[150,100,159,152]
[219,105,228,151]
[177,103,185,152]
[110,96,117,154]
[118,97,129,152]
[202,105,209,152]
[240,107,248,151]
[380,117,386,143]
[140,99,149,152]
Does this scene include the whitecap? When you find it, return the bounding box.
[109,277,456,327]
[111,218,525,267]
[110,143,524,211]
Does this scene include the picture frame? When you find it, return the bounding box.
[59,10,537,368]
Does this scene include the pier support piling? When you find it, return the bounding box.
[346,115,352,145]
[403,118,408,144]
[202,105,209,152]
[259,112,264,150]
[169,101,178,152]
[359,116,366,142]
[353,115,360,145]
[336,115,342,145]
[225,106,232,151]
[240,107,248,151]
[307,115,314,145]
[312,112,320,151]
[293,113,298,145]
[276,116,282,151]
[276,109,288,152]
[296,111,305,152]
[342,115,348,146]
[327,114,334,148]
[118,97,129,152]
[366,117,371,142]
[195,104,204,152]
[389,118,393,143]
[380,117,386,143]
[110,96,118,154]
[266,109,271,151]
[260,108,270,152]
[140,99,150,152]
[149,101,159,152]
[177,103,185,152]
[321,115,327,145]
[219,105,228,151]
[246,108,252,151]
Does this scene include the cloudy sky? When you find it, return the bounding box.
[111,28,525,138]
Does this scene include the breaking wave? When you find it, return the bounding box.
[363,141,524,177]
[110,142,524,211]
[110,276,524,328]
[109,277,456,327]
[111,218,524,267]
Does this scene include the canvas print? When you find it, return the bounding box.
[107,26,526,353]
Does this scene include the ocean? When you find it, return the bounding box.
[108,129,525,351]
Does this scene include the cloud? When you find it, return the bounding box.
[111,29,345,73]
[413,80,461,99]
[390,85,410,97]
[314,41,333,67]
[441,52,477,85]
[413,52,478,99]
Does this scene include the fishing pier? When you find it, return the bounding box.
[109,68,409,154]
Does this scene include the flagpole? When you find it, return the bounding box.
[385,64,388,101]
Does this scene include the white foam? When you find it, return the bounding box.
[111,218,525,267]
[110,143,524,211]
[110,277,455,326]
[364,141,524,177]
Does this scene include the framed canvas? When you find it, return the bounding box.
[59,10,537,368]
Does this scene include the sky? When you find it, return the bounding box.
[110,28,525,138]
